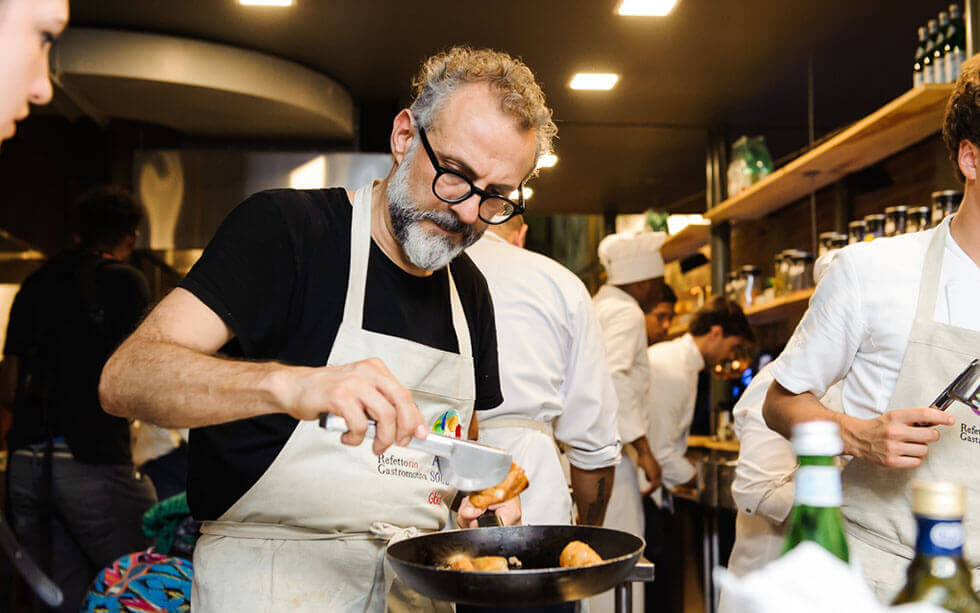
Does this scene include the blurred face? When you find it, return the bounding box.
[645,302,675,345]
[708,334,745,368]
[0,0,68,145]
[387,83,537,271]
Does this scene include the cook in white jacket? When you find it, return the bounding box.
[642,297,752,611]
[591,230,669,613]
[466,217,622,527]
[763,60,980,601]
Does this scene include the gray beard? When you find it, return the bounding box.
[386,148,481,271]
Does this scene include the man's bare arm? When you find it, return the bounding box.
[99,288,427,454]
[763,380,953,469]
[570,464,614,526]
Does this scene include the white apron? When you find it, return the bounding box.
[478,418,573,525]
[191,183,476,612]
[840,216,980,601]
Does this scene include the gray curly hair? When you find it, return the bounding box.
[410,46,557,170]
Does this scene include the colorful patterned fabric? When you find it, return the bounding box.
[80,549,192,613]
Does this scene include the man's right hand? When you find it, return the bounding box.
[629,436,662,495]
[285,357,427,455]
[842,408,954,469]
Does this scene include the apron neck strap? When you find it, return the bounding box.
[342,184,473,359]
[914,216,952,323]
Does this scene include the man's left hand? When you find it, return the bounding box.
[457,495,521,528]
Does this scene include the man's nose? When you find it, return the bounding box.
[449,193,481,225]
[28,52,55,106]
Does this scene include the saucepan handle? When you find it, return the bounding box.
[476,510,502,528]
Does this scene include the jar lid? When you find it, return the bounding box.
[864,214,886,222]
[931,189,962,200]
[848,220,867,228]
[819,231,839,240]
[910,481,965,518]
[739,265,761,274]
[791,420,843,456]
[884,205,908,213]
[910,206,931,215]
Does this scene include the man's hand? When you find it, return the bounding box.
[630,436,662,496]
[457,495,521,529]
[841,408,954,469]
[286,357,427,455]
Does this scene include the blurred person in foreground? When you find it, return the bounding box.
[0,187,156,612]
[763,55,980,600]
[0,0,68,147]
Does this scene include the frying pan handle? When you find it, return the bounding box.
[476,510,502,528]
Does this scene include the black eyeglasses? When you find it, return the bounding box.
[416,123,526,225]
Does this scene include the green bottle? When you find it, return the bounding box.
[782,420,849,562]
[934,12,950,84]
[915,26,930,87]
[924,19,939,84]
[945,4,966,82]
[893,481,980,612]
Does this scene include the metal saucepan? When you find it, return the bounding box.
[386,524,644,606]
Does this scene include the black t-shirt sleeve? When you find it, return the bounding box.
[179,191,298,356]
[451,254,502,411]
[3,279,37,357]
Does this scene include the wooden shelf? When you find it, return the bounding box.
[704,84,953,224]
[668,288,815,336]
[743,288,815,325]
[662,223,710,263]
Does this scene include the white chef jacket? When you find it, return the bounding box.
[593,284,652,443]
[645,333,703,488]
[769,223,980,418]
[466,234,621,524]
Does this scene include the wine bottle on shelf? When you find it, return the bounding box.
[924,19,939,84]
[782,420,849,563]
[892,481,980,612]
[915,26,929,87]
[935,12,950,83]
[946,4,966,82]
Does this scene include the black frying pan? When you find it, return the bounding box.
[386,525,643,606]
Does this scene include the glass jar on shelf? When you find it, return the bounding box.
[848,220,868,245]
[818,232,848,256]
[884,206,908,236]
[863,214,886,240]
[931,190,962,225]
[738,265,763,308]
[906,206,931,234]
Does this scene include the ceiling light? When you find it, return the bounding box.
[509,187,533,200]
[616,0,679,16]
[239,0,293,6]
[536,153,558,169]
[570,73,619,91]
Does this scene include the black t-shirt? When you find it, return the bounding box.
[4,250,151,465]
[179,188,502,520]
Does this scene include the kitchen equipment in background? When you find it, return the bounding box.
[386,525,649,609]
[931,190,962,225]
[848,220,868,245]
[931,358,980,414]
[727,136,774,197]
[785,250,816,292]
[724,271,740,303]
[818,232,848,256]
[863,214,886,240]
[884,206,908,236]
[319,415,512,490]
[907,206,932,234]
[737,265,763,308]
[773,253,789,297]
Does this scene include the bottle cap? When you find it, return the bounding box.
[910,480,965,519]
[791,420,844,456]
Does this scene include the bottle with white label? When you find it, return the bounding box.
[935,12,950,83]
[892,481,980,612]
[945,4,966,83]
[915,26,929,87]
[782,420,849,562]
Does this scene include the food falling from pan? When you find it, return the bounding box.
[468,462,529,509]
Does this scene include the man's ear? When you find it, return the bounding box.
[710,324,724,341]
[958,139,978,182]
[390,109,415,166]
[515,224,528,248]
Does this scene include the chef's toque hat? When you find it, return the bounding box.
[598,231,668,285]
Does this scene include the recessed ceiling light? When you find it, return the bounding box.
[509,187,534,200]
[239,0,293,6]
[570,73,619,91]
[536,153,558,169]
[616,0,679,16]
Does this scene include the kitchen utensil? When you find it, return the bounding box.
[319,415,512,491]
[932,359,980,415]
[386,524,646,607]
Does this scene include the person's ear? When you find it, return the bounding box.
[390,109,415,167]
[958,140,978,182]
[515,224,528,248]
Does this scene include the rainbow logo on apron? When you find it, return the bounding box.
[431,410,463,439]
